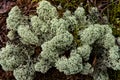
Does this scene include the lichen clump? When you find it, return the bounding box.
[0,1,120,80]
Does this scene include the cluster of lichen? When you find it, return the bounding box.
[0,0,120,80]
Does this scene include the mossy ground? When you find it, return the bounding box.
[109,0,120,37]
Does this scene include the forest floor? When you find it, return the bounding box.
[0,0,120,80]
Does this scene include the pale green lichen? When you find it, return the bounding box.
[36,0,58,22]
[55,52,83,75]
[77,45,92,61]
[0,44,26,71]
[7,30,16,40]
[0,1,120,80]
[6,6,27,31]
[13,64,35,80]
[34,58,52,73]
[98,33,115,49]
[17,25,39,45]
[81,63,93,75]
[80,24,104,45]
[30,16,43,35]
